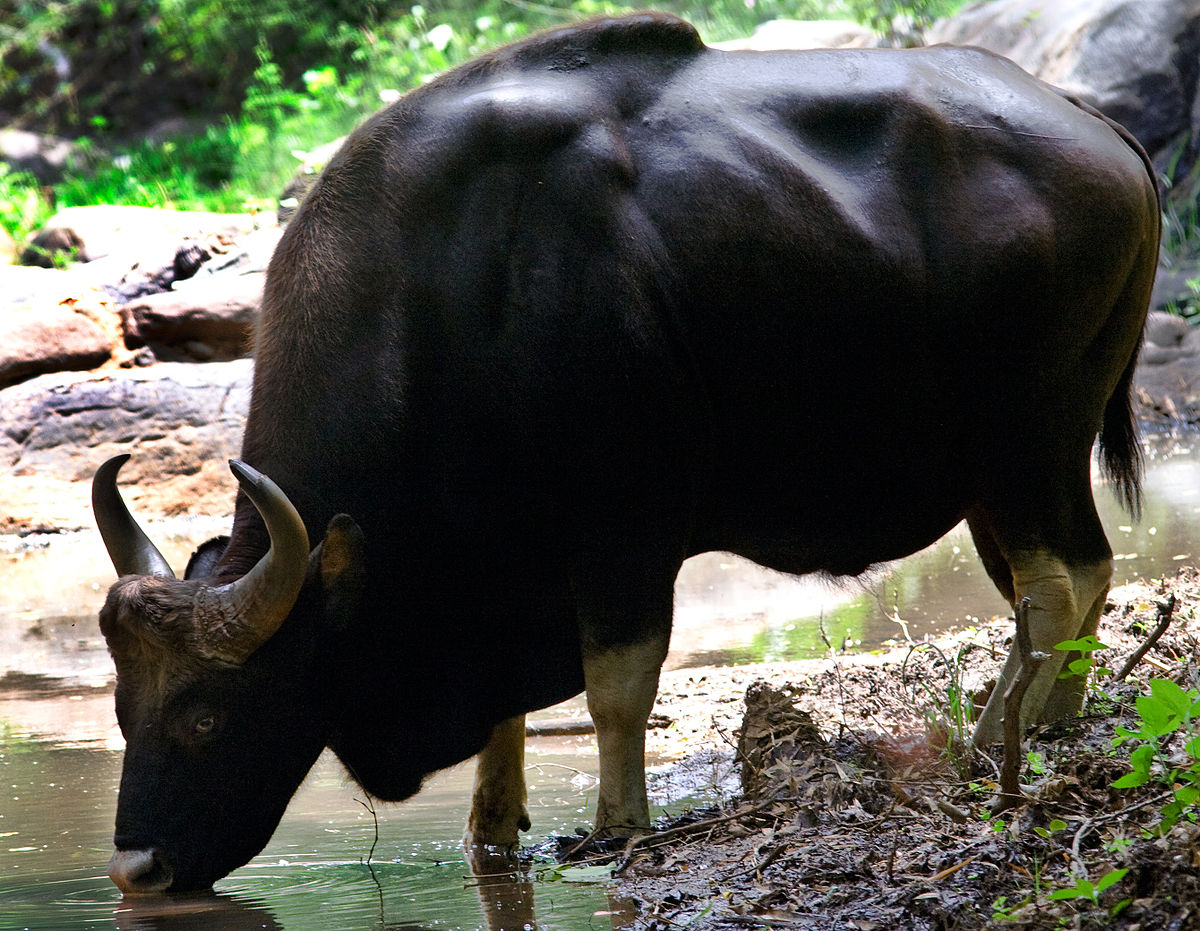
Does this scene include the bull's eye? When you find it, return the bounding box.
[193,715,216,736]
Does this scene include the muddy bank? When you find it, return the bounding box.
[620,572,1200,929]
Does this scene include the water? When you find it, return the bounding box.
[3,434,1199,928]
[0,712,627,930]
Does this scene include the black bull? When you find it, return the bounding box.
[92,13,1160,894]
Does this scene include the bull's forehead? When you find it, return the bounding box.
[101,576,219,717]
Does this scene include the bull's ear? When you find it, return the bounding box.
[313,514,365,631]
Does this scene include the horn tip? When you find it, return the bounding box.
[97,452,132,476]
[228,459,257,485]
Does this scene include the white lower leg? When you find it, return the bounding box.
[973,553,1110,747]
[585,637,668,836]
[466,714,531,848]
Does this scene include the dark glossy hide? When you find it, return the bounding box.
[98,13,1159,893]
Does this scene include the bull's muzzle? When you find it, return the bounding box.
[108,847,176,895]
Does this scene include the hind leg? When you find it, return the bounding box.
[1042,568,1110,721]
[968,502,1112,747]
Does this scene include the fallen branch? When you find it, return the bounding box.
[992,598,1048,816]
[722,841,789,883]
[1113,592,1177,682]
[604,795,793,874]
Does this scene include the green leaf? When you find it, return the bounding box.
[1095,868,1128,894]
[1135,694,1179,739]
[1055,635,1109,653]
[1113,745,1155,788]
[1049,879,1095,902]
[546,864,613,884]
[1113,771,1149,789]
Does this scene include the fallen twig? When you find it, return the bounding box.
[606,795,795,874]
[992,598,1048,816]
[723,841,789,883]
[1114,592,1177,682]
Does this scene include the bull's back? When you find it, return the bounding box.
[627,45,1157,557]
[270,19,1157,565]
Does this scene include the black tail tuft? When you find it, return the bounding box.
[1098,349,1144,520]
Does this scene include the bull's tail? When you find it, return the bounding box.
[1092,103,1160,522]
[1098,351,1144,519]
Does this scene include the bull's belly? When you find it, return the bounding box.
[693,494,967,579]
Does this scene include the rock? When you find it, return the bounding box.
[0,359,252,484]
[927,0,1200,176]
[121,271,264,359]
[1144,309,1192,349]
[1135,311,1200,422]
[21,205,273,268]
[0,358,253,529]
[0,128,96,184]
[712,19,876,51]
[1152,261,1200,311]
[0,304,113,388]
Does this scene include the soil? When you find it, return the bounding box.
[611,571,1200,930]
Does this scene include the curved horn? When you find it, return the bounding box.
[198,460,311,663]
[92,454,176,579]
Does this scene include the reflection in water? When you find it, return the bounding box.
[466,847,538,931]
[114,893,283,931]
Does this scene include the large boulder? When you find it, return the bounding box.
[0,128,97,184]
[21,205,272,268]
[0,359,251,480]
[0,360,252,529]
[928,0,1200,177]
[1136,310,1200,422]
[121,271,264,361]
[0,302,113,387]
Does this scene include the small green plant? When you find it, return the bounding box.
[1112,678,1200,832]
[1047,867,1129,907]
[0,164,54,247]
[991,894,1022,921]
[1032,817,1067,839]
[1054,635,1112,680]
[901,641,975,770]
[1055,634,1116,712]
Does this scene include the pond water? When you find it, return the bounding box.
[2,433,1199,929]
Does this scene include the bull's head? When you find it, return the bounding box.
[94,455,364,894]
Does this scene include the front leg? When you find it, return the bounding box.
[572,549,680,838]
[466,714,531,848]
[584,636,671,836]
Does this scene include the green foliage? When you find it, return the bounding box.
[1158,139,1200,321]
[1047,867,1128,906]
[901,641,975,771]
[1054,634,1113,684]
[840,0,961,44]
[0,165,54,244]
[6,0,969,234]
[1111,678,1200,832]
